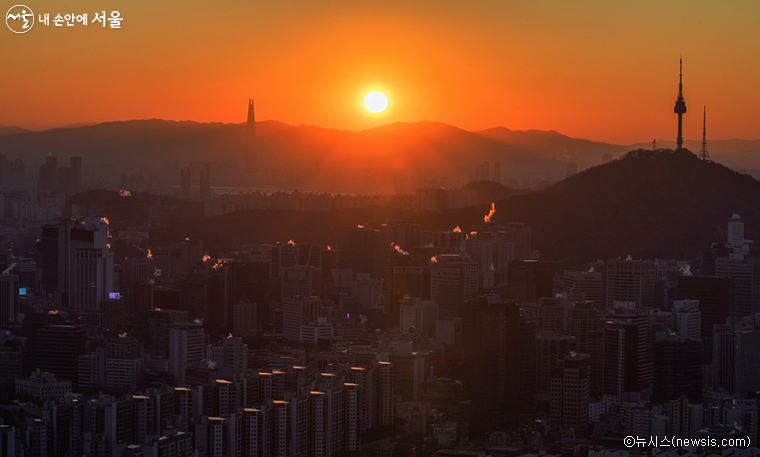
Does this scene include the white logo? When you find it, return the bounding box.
[6,5,34,33]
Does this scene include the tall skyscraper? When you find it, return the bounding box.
[550,353,591,432]
[712,316,760,396]
[281,265,319,299]
[35,324,87,384]
[0,425,15,456]
[728,214,745,247]
[180,167,192,199]
[535,297,564,333]
[0,274,19,325]
[246,99,257,175]
[147,309,189,357]
[39,155,58,192]
[69,156,82,192]
[70,218,114,312]
[341,227,383,280]
[430,254,479,318]
[600,309,653,404]
[535,332,575,394]
[41,218,114,311]
[391,265,430,312]
[281,296,322,342]
[227,260,270,328]
[187,266,229,336]
[653,334,702,403]
[715,254,760,317]
[399,297,438,335]
[247,99,256,139]
[472,222,531,261]
[605,258,655,309]
[673,299,701,339]
[566,301,599,354]
[199,163,210,199]
[463,295,535,433]
[674,58,687,150]
[467,228,515,288]
[507,260,554,303]
[677,275,733,363]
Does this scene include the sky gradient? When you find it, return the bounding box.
[3,0,760,144]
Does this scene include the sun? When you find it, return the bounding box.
[363,91,388,114]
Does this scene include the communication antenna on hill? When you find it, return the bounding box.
[674,57,687,150]
[653,139,656,150]
[699,106,710,160]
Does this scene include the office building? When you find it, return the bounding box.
[282,296,322,342]
[562,270,603,305]
[550,353,591,431]
[536,332,575,394]
[0,274,19,325]
[605,258,655,309]
[601,311,652,403]
[712,316,760,396]
[673,299,701,340]
[430,254,479,318]
[678,275,732,363]
[41,217,114,311]
[507,260,553,303]
[728,214,744,247]
[653,334,702,403]
[399,298,438,336]
[715,254,760,317]
[35,324,86,384]
[463,294,535,432]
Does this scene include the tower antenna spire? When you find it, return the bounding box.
[699,106,710,160]
[674,57,687,150]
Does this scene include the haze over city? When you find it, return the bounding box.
[4,1,760,457]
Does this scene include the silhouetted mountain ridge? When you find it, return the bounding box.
[146,148,757,267]
[0,119,628,193]
[4,119,760,194]
[489,148,760,264]
[0,126,29,137]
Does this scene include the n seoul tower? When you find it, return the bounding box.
[674,58,687,150]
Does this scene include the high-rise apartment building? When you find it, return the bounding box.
[169,322,205,385]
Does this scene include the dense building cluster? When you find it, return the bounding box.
[2,194,760,457]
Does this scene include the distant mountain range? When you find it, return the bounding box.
[145,148,759,267]
[1,119,759,194]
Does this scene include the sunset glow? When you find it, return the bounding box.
[3,1,760,144]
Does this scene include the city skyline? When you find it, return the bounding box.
[6,2,760,454]
[3,1,760,144]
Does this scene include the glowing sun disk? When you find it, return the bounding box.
[363,91,388,114]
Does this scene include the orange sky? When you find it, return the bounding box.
[4,0,760,144]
